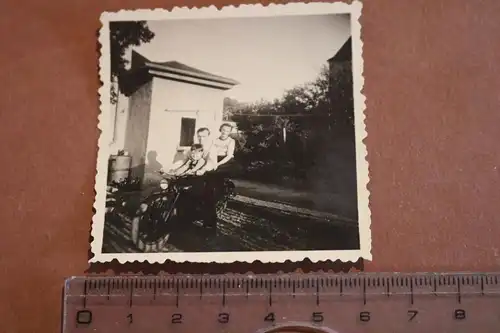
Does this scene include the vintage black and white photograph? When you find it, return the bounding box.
[91,1,370,263]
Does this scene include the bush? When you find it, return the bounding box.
[226,62,355,186]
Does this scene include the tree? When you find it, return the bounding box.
[280,65,330,114]
[109,21,155,104]
[223,97,244,120]
[227,67,330,157]
[226,61,355,184]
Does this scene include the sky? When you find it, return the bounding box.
[132,14,351,104]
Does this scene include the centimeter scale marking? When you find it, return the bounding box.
[63,273,500,333]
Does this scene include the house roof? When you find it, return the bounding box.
[155,60,239,85]
[327,37,352,63]
[130,50,239,87]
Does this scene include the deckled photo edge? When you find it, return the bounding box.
[349,0,372,262]
[98,2,358,21]
[90,0,371,264]
[90,16,111,263]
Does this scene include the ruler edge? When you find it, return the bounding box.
[63,272,500,281]
[62,272,500,296]
[62,278,70,332]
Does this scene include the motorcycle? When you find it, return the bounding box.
[131,170,236,249]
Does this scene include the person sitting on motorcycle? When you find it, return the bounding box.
[190,123,236,234]
[192,127,217,176]
[169,144,206,176]
[195,123,235,176]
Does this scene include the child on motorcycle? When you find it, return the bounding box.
[169,144,206,176]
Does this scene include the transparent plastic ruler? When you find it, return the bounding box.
[62,272,500,333]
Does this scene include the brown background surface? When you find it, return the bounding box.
[1,0,500,332]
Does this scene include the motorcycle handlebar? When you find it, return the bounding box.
[157,170,198,180]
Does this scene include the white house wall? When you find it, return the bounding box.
[146,77,226,171]
[109,92,130,154]
[123,80,153,180]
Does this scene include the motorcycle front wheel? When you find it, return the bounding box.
[131,195,176,250]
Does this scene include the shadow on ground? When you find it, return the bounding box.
[101,199,359,254]
[90,182,364,275]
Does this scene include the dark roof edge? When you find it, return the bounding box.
[145,61,239,86]
[148,69,237,91]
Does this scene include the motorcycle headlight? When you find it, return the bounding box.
[160,179,169,190]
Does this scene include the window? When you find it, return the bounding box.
[179,117,196,147]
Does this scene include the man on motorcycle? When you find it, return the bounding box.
[195,123,236,176]
[162,125,236,236]
[192,123,237,234]
[193,127,217,175]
